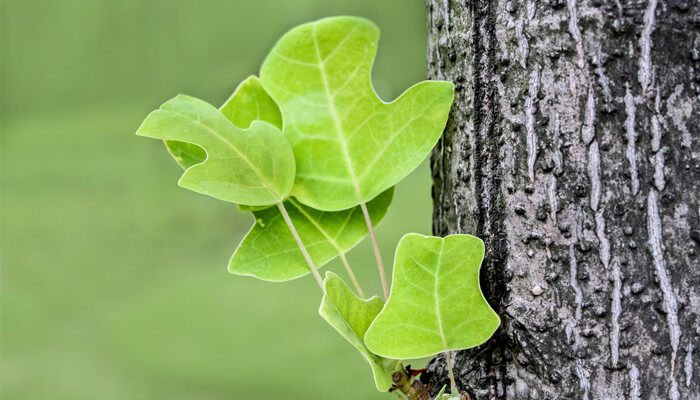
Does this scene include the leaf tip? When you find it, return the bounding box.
[322,270,339,287]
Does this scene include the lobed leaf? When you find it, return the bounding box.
[153,76,394,282]
[163,75,282,171]
[229,188,393,281]
[165,77,283,211]
[364,234,500,359]
[259,16,454,211]
[137,94,294,206]
[319,272,397,391]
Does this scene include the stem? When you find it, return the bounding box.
[360,202,389,299]
[392,364,431,400]
[339,253,365,298]
[276,202,324,289]
[444,350,457,395]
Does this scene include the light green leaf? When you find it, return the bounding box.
[163,140,207,170]
[235,203,273,212]
[365,234,500,360]
[163,76,283,170]
[136,94,295,206]
[229,188,393,281]
[220,75,283,131]
[259,16,454,211]
[434,385,447,399]
[319,272,397,391]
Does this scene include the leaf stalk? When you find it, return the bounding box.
[444,350,457,395]
[276,202,324,289]
[338,253,365,298]
[360,202,389,299]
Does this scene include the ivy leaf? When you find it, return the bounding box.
[259,16,454,211]
[163,76,283,170]
[364,234,500,359]
[229,188,393,281]
[319,272,397,391]
[137,94,294,206]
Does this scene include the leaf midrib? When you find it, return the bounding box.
[434,240,448,351]
[312,24,364,202]
[288,198,345,253]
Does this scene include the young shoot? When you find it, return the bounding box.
[137,16,499,400]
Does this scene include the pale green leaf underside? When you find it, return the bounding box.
[229,188,393,281]
[260,16,454,211]
[365,234,500,360]
[137,94,294,206]
[319,272,397,391]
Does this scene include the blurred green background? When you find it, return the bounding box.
[1,1,434,399]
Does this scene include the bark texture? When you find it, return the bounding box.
[426,1,699,399]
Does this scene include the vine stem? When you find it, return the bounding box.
[444,350,457,395]
[276,202,324,289]
[360,202,389,299]
[338,253,365,298]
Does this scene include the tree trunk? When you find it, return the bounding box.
[425,1,698,399]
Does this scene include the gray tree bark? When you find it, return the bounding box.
[425,1,699,399]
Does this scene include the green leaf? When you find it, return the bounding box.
[259,16,454,211]
[163,140,207,170]
[229,188,393,281]
[220,75,283,131]
[163,76,283,170]
[365,234,500,359]
[434,385,447,399]
[235,203,273,212]
[319,272,397,391]
[136,94,295,206]
[154,77,394,281]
